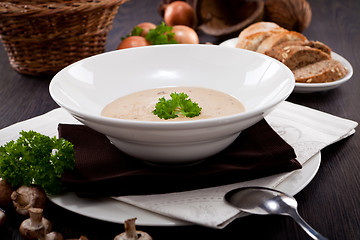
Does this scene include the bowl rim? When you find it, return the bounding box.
[50,44,295,129]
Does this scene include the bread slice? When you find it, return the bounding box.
[235,21,347,84]
[265,45,331,70]
[274,40,331,55]
[293,59,348,83]
[236,21,286,50]
[236,31,273,50]
[237,21,283,42]
[256,31,308,54]
[306,41,332,55]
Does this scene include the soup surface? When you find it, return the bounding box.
[101,87,245,121]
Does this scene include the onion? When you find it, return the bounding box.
[172,25,199,44]
[136,22,157,37]
[164,1,197,28]
[117,36,151,50]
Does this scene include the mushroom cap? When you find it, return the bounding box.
[11,185,47,216]
[113,218,152,240]
[114,231,152,240]
[0,210,6,227]
[0,179,13,208]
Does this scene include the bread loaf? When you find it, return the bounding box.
[293,59,348,83]
[236,21,347,84]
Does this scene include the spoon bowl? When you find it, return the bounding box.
[225,186,328,240]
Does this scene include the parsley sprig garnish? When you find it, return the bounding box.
[153,92,202,120]
[0,130,76,194]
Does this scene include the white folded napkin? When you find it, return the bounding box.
[0,101,357,228]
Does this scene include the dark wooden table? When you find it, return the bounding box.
[1,0,359,239]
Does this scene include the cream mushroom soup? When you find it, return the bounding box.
[101,87,245,121]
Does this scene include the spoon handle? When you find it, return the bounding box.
[289,209,328,240]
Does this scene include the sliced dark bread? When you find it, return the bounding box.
[265,45,331,70]
[293,59,348,83]
[256,31,308,54]
[273,40,331,55]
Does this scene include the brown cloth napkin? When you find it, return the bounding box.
[59,120,301,197]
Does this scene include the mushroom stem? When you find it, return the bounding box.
[114,218,152,240]
[124,218,138,239]
[19,207,52,240]
[29,208,43,227]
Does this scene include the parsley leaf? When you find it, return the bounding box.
[0,130,76,194]
[121,26,144,40]
[121,22,178,44]
[145,22,178,45]
[153,92,202,120]
[131,26,144,36]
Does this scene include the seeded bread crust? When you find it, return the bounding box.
[274,40,332,55]
[265,45,331,70]
[293,59,348,83]
[256,31,308,54]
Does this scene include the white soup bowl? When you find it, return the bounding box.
[49,44,294,165]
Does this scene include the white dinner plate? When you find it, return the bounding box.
[49,152,321,226]
[219,38,353,93]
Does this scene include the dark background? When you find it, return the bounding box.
[0,0,359,239]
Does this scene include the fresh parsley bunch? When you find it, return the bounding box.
[124,22,178,45]
[0,130,75,194]
[153,92,202,120]
[145,22,178,45]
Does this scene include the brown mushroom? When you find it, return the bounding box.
[0,208,6,227]
[19,208,52,240]
[114,218,152,240]
[67,236,89,240]
[43,231,65,240]
[11,185,47,216]
[0,178,13,208]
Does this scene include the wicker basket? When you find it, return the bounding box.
[0,0,128,76]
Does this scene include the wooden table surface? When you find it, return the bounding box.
[1,0,359,239]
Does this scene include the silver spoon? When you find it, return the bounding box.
[225,186,328,240]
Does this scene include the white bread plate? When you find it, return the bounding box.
[219,38,353,93]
